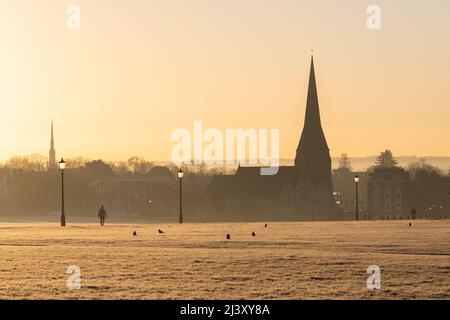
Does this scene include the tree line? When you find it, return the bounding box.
[0,155,232,176]
[338,149,449,180]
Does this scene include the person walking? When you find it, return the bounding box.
[98,205,107,226]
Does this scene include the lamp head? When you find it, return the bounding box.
[178,168,184,179]
[59,158,66,170]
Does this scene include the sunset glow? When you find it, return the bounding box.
[1,0,449,162]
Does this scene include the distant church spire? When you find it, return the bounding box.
[48,120,57,170]
[295,55,329,166]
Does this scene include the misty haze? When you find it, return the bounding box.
[0,0,449,303]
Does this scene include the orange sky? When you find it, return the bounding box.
[1,0,449,162]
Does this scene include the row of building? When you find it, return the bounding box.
[1,56,449,220]
[1,162,449,221]
[332,166,450,220]
[68,166,450,220]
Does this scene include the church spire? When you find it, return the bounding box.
[48,120,57,170]
[295,56,329,166]
[51,120,55,149]
[305,56,322,129]
[293,55,335,219]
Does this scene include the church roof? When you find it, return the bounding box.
[205,166,299,201]
[236,165,300,184]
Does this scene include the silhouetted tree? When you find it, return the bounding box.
[127,156,154,174]
[185,162,208,176]
[5,154,48,171]
[80,160,114,180]
[375,150,398,168]
[408,158,443,181]
[66,156,90,169]
[338,153,352,171]
[109,161,130,175]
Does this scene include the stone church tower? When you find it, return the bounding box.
[294,56,336,219]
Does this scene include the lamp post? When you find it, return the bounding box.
[354,175,360,221]
[178,168,184,224]
[59,158,66,227]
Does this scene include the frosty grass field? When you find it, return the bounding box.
[0,218,448,299]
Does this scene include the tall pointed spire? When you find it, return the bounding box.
[295,56,329,166]
[51,120,55,149]
[293,55,336,219]
[304,56,322,130]
[48,120,57,170]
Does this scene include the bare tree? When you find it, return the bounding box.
[66,156,90,169]
[5,154,48,171]
[185,161,208,176]
[127,156,154,174]
[408,158,443,180]
[109,161,130,175]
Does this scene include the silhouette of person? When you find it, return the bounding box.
[98,205,107,226]
[411,208,417,220]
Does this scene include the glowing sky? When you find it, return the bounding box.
[1,0,449,161]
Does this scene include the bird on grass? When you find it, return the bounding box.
[264,224,268,228]
[409,223,412,227]
[132,231,137,236]
[158,229,164,234]
[252,232,256,237]
[226,234,231,240]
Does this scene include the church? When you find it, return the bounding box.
[201,57,339,221]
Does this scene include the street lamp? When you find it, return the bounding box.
[59,158,66,227]
[354,175,360,221]
[178,168,184,224]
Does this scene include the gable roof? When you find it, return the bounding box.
[205,166,299,201]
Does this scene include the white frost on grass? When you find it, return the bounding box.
[0,220,448,299]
